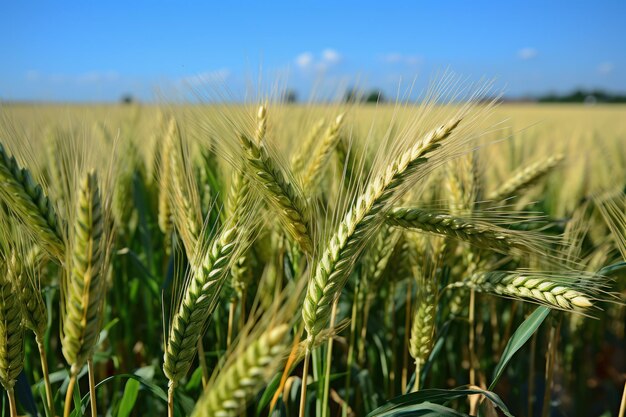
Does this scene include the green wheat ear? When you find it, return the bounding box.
[61,170,106,376]
[8,254,47,340]
[191,324,289,417]
[0,143,64,259]
[0,272,24,391]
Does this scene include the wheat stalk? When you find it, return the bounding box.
[301,114,344,191]
[158,119,175,236]
[409,272,437,392]
[239,132,314,254]
[61,170,107,375]
[488,154,564,201]
[387,207,549,255]
[191,324,289,417]
[0,271,24,391]
[303,118,462,342]
[454,271,594,309]
[0,268,25,417]
[291,118,326,173]
[8,253,47,339]
[0,143,64,259]
[61,170,109,417]
[167,117,203,256]
[163,214,252,390]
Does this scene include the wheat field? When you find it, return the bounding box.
[0,96,624,417]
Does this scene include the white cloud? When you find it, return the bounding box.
[598,61,614,75]
[518,47,538,60]
[295,49,342,71]
[322,49,341,64]
[76,71,120,84]
[296,52,314,69]
[180,68,231,86]
[381,53,421,66]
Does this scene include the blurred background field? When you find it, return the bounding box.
[2,1,625,416]
[0,101,624,416]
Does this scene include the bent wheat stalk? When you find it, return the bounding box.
[0,143,64,259]
[291,118,326,174]
[191,324,289,417]
[299,118,462,417]
[387,207,549,256]
[239,133,314,254]
[488,154,564,202]
[301,113,344,191]
[453,271,594,310]
[303,118,462,342]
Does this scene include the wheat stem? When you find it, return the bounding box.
[64,374,77,417]
[7,387,17,417]
[299,347,311,417]
[167,383,175,417]
[88,359,97,417]
[321,301,338,417]
[37,337,55,416]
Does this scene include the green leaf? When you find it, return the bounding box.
[118,379,140,417]
[70,373,172,417]
[376,401,470,416]
[489,306,550,390]
[597,261,626,278]
[256,372,282,415]
[366,387,513,417]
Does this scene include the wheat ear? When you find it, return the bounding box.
[61,171,107,417]
[0,270,25,417]
[0,143,64,259]
[61,170,106,374]
[191,324,289,417]
[167,117,203,255]
[301,113,345,191]
[158,119,175,235]
[488,154,564,201]
[163,215,249,388]
[291,118,326,173]
[0,272,24,391]
[409,273,437,392]
[302,118,462,342]
[239,133,314,254]
[9,254,47,339]
[386,207,547,255]
[8,253,55,414]
[227,106,266,294]
[454,271,594,310]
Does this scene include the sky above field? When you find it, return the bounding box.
[1,1,625,102]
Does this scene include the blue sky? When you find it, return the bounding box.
[1,1,625,101]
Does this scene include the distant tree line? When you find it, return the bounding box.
[537,89,626,103]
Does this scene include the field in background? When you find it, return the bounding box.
[0,102,624,417]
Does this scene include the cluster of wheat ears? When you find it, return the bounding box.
[0,84,624,417]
